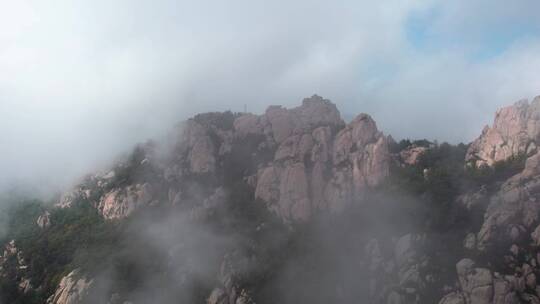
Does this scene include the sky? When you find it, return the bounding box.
[2,0,540,193]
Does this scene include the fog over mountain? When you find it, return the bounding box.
[2,0,540,194]
[4,3,540,303]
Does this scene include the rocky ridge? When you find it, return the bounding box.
[58,95,390,222]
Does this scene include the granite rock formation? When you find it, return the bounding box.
[57,95,390,222]
[466,97,540,167]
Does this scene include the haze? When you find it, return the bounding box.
[2,0,540,193]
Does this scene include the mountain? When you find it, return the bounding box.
[2,95,540,304]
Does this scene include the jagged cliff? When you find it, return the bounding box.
[58,95,390,222]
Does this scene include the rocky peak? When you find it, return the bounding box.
[255,110,389,221]
[56,95,388,222]
[293,94,343,128]
[261,94,344,144]
[466,96,540,167]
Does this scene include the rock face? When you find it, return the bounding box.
[476,151,540,250]
[399,146,427,166]
[36,211,51,229]
[251,100,390,221]
[57,95,390,222]
[438,99,540,304]
[46,269,93,304]
[97,183,155,220]
[466,97,540,167]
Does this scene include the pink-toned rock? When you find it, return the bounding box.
[278,162,311,221]
[233,114,263,137]
[274,134,314,162]
[254,166,281,204]
[46,269,93,304]
[331,114,390,202]
[189,135,216,174]
[58,95,388,223]
[333,114,380,165]
[56,189,86,208]
[467,97,540,167]
[97,183,154,220]
[265,106,296,144]
[400,146,427,165]
[310,161,327,210]
[263,94,343,144]
[252,97,389,220]
[176,119,218,174]
[324,168,353,213]
[293,95,343,128]
[311,126,332,163]
[361,136,390,188]
[476,151,540,250]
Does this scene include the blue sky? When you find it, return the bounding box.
[405,4,539,61]
[1,0,540,192]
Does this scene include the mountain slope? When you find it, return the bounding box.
[2,95,540,304]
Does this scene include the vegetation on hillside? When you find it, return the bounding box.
[0,139,529,303]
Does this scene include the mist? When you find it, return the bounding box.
[2,0,540,195]
[4,2,540,304]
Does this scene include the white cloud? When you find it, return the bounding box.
[0,0,539,193]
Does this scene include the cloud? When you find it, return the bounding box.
[1,0,540,193]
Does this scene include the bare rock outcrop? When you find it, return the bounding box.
[439,100,540,303]
[47,269,93,304]
[98,183,154,220]
[253,103,390,221]
[182,119,218,174]
[57,95,389,223]
[37,211,51,229]
[476,151,540,250]
[400,146,427,166]
[466,97,540,167]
